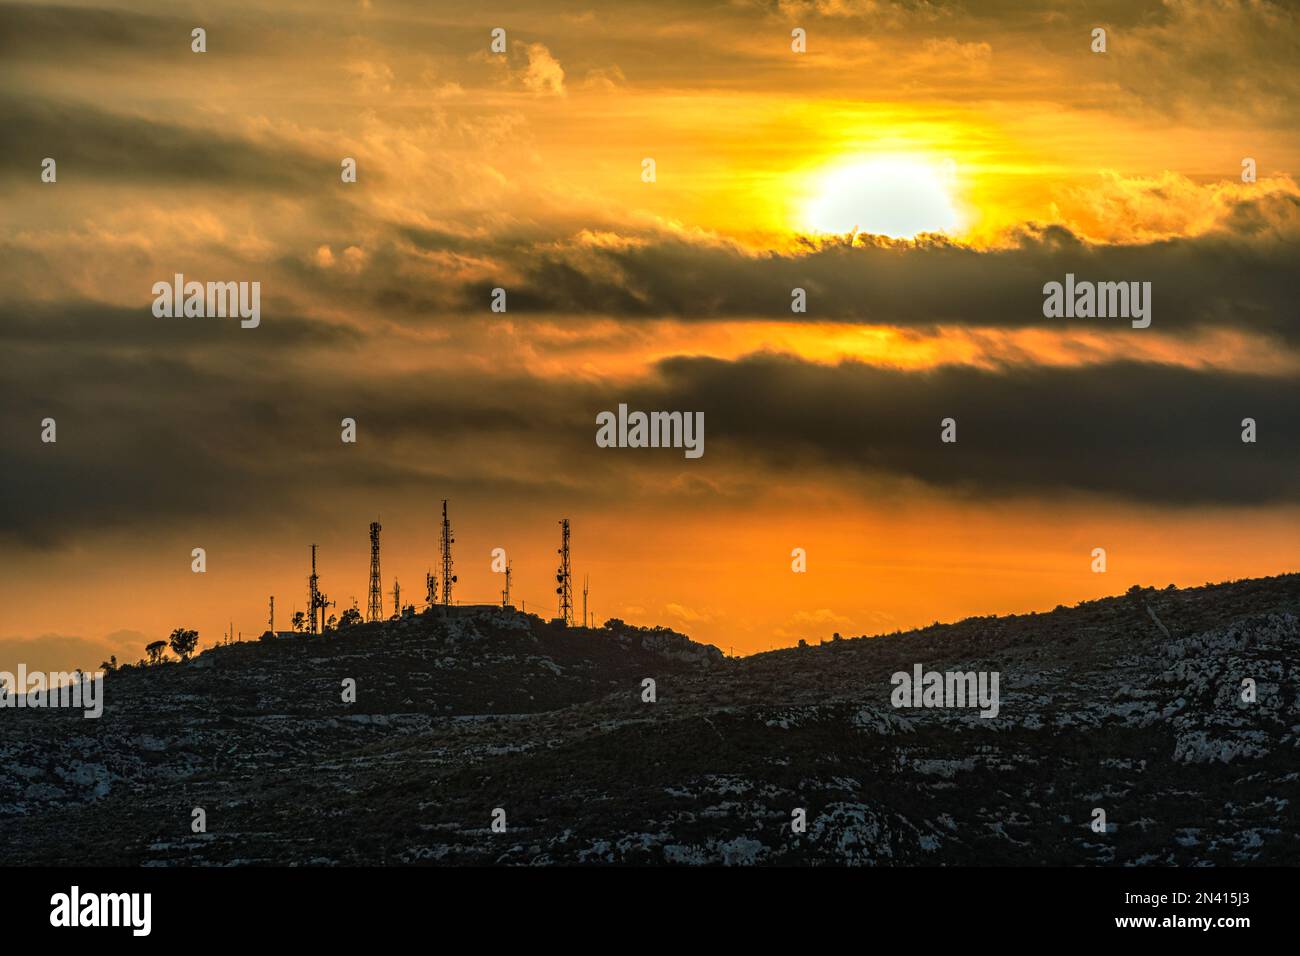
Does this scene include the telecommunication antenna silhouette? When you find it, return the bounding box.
[268,595,275,634]
[556,518,574,627]
[367,522,383,623]
[440,500,457,605]
[309,545,332,635]
[308,545,320,635]
[502,560,512,608]
[425,570,437,610]
[582,574,589,630]
[392,578,401,618]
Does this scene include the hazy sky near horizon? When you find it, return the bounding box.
[2,0,1298,672]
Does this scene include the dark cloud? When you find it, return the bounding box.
[0,2,281,63]
[0,315,596,548]
[2,293,1294,552]
[0,94,338,190]
[0,299,362,350]
[449,217,1300,343]
[0,3,187,61]
[621,353,1300,506]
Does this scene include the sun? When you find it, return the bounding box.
[803,155,962,239]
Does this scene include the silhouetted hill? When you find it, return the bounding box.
[2,575,1297,865]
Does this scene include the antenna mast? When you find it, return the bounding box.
[582,574,589,629]
[367,522,383,623]
[556,518,574,627]
[440,500,456,605]
[309,545,331,635]
[502,560,512,608]
[392,578,401,618]
[308,545,320,635]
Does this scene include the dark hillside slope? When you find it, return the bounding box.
[2,576,1297,865]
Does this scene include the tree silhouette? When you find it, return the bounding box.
[338,607,363,629]
[168,627,199,662]
[145,640,168,665]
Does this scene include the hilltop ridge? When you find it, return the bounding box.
[2,574,1297,865]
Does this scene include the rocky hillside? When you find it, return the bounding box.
[2,575,1297,865]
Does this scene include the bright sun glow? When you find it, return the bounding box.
[804,156,962,238]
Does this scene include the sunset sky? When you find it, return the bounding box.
[2,0,1298,673]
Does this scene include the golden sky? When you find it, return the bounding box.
[2,0,1298,671]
